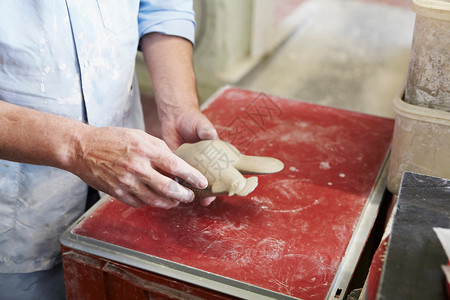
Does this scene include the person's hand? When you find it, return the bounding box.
[159,105,218,151]
[140,33,218,206]
[69,126,208,209]
[159,105,218,206]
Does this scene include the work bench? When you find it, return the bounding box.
[60,87,394,299]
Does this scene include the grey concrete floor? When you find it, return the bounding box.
[237,0,416,118]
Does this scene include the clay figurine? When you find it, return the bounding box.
[175,140,284,196]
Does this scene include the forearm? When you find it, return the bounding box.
[140,33,199,118]
[0,99,208,208]
[0,100,84,170]
[139,33,217,151]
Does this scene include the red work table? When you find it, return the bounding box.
[60,87,394,300]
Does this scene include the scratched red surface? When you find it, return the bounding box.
[72,87,394,299]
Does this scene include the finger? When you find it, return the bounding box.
[113,188,147,208]
[154,151,208,189]
[199,196,216,207]
[176,111,217,142]
[144,195,180,209]
[125,183,182,209]
[143,169,195,203]
[196,116,218,140]
[113,171,189,208]
[191,114,217,140]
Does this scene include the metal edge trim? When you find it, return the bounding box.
[325,151,391,300]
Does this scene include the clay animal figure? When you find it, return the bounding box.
[174,140,284,196]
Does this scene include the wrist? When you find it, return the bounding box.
[156,95,199,121]
[59,121,90,174]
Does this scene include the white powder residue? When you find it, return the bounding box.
[319,161,331,170]
[289,166,299,172]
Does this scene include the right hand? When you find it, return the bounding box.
[69,126,208,209]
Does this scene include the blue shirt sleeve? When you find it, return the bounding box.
[138,0,196,44]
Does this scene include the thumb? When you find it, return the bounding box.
[196,117,218,140]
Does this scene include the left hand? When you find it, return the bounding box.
[141,33,218,206]
[160,105,218,151]
[160,105,218,207]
